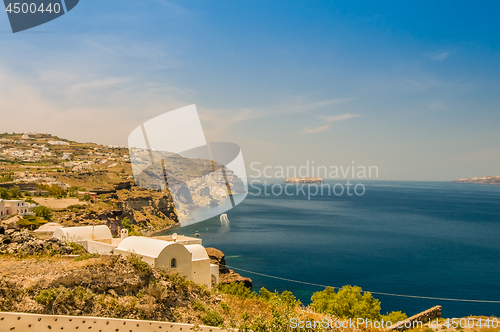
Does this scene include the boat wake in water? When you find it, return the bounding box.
[219,214,231,235]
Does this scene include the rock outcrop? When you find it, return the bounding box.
[206,247,252,289]
[0,229,75,255]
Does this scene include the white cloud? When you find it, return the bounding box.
[429,51,452,61]
[0,64,189,146]
[299,113,361,134]
[321,113,360,123]
[300,125,331,134]
[68,77,131,95]
[199,97,354,140]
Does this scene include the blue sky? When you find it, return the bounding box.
[0,1,499,180]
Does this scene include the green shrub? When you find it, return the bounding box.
[35,288,61,306]
[127,254,151,273]
[37,183,67,197]
[121,217,141,236]
[217,282,255,299]
[0,173,13,183]
[311,285,406,321]
[192,300,206,311]
[0,187,21,199]
[33,205,52,220]
[17,215,48,229]
[201,309,224,327]
[166,271,193,291]
[68,186,80,198]
[259,288,301,308]
[67,242,87,255]
[382,310,407,323]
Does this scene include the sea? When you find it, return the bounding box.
[162,180,500,318]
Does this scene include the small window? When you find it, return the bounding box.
[170,258,177,269]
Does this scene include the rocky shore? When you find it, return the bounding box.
[206,247,253,288]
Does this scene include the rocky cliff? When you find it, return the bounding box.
[206,247,252,289]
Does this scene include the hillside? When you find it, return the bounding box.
[0,253,341,331]
[0,133,245,233]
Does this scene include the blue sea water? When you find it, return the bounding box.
[164,181,500,318]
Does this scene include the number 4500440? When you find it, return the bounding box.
[6,2,61,14]
[443,318,499,329]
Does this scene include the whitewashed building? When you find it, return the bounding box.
[0,199,37,218]
[53,225,219,288]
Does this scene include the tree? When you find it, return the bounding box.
[8,187,22,199]
[68,186,80,198]
[33,205,52,220]
[0,187,9,199]
[0,187,22,199]
[311,285,386,320]
[37,183,67,197]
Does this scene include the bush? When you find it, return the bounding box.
[311,285,406,321]
[0,173,13,183]
[259,288,301,308]
[382,310,407,323]
[34,205,52,220]
[67,204,86,213]
[0,187,21,199]
[217,282,255,299]
[67,242,87,255]
[68,186,80,197]
[35,288,61,306]
[201,309,224,327]
[192,300,206,311]
[37,183,67,197]
[17,215,47,229]
[121,217,141,236]
[127,254,151,274]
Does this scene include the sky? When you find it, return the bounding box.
[0,0,499,181]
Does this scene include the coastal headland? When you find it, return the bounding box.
[285,177,323,183]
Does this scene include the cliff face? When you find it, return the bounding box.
[117,189,178,223]
[453,175,500,185]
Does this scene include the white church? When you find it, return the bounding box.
[53,225,219,288]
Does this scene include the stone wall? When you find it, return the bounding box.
[387,306,442,331]
[0,182,38,190]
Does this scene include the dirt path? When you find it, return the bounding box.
[33,198,87,209]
